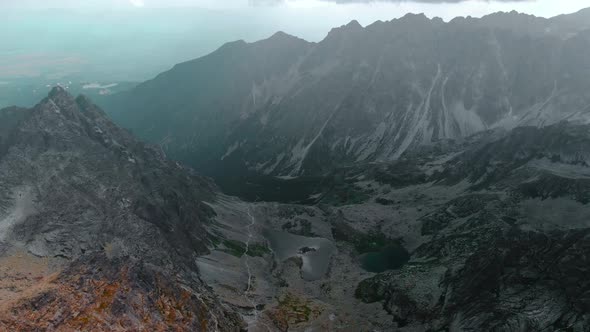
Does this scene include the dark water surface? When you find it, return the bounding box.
[360,245,410,273]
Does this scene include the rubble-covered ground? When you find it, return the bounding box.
[200,123,590,331]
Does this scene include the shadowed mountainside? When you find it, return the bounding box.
[102,9,590,182]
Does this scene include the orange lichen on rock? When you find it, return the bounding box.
[267,292,324,331]
[0,254,245,332]
[0,249,60,311]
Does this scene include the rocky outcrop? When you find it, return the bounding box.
[0,88,244,330]
[357,222,590,331]
[353,122,590,331]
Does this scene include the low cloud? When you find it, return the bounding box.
[251,0,533,4]
[329,0,532,2]
[0,53,85,79]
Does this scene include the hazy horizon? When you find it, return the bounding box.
[1,1,588,84]
[3,1,590,330]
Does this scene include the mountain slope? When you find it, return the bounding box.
[350,122,590,330]
[4,92,590,331]
[188,121,590,331]
[0,87,244,331]
[104,33,312,173]
[102,9,590,181]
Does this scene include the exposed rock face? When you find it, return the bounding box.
[4,9,590,332]
[95,8,590,327]
[102,9,590,179]
[0,88,244,331]
[0,87,218,265]
[181,120,590,331]
[357,227,590,331]
[351,122,590,331]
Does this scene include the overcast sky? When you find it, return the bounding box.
[1,0,589,82]
[2,0,589,20]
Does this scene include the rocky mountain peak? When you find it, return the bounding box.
[392,12,436,27]
[345,19,362,29]
[47,85,68,98]
[399,12,429,21]
[46,85,78,109]
[33,85,85,124]
[326,19,364,39]
[268,30,298,41]
[0,91,244,330]
[255,30,311,50]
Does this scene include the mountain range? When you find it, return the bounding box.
[3,7,590,332]
[102,8,590,183]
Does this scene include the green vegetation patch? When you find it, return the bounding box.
[247,242,271,257]
[221,239,247,257]
[216,239,271,258]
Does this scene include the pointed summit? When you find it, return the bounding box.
[47,85,76,107]
[41,85,80,121]
[269,31,293,40]
[48,85,71,99]
[258,30,309,47]
[338,19,363,33]
[325,19,364,40]
[346,20,362,29]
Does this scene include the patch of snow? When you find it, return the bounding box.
[293,109,338,174]
[308,192,323,200]
[221,141,240,161]
[82,83,119,89]
[46,98,61,114]
[0,186,36,242]
[275,175,297,180]
[346,136,362,155]
[263,152,285,175]
[356,121,387,162]
[528,158,590,179]
[450,101,486,136]
[392,64,442,159]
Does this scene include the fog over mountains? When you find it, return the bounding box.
[3,6,590,332]
[103,8,590,181]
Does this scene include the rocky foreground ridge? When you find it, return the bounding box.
[0,87,244,331]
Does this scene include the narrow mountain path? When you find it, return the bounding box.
[244,207,257,311]
[243,206,272,332]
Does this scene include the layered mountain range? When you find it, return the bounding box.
[102,8,590,180]
[4,88,590,331]
[3,7,590,332]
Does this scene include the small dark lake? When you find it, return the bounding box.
[360,245,410,273]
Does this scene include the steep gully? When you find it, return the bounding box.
[244,206,271,332]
